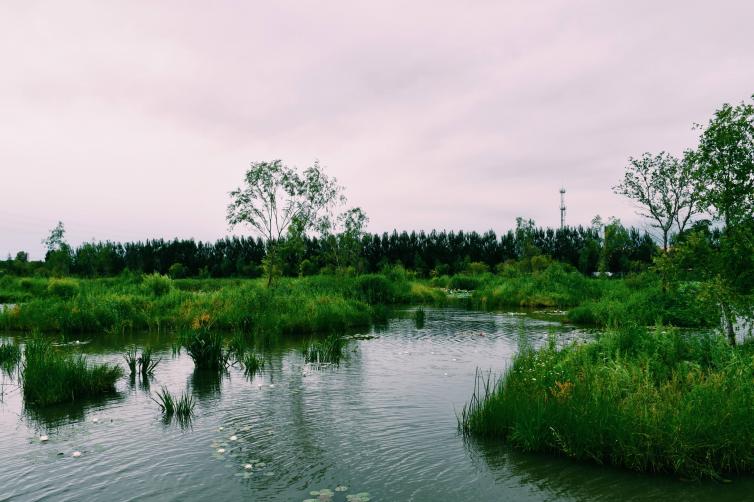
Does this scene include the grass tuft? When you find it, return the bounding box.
[302,334,348,366]
[22,337,123,406]
[461,325,754,479]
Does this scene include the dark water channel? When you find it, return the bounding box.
[1,308,752,501]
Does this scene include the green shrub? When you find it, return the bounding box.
[167,262,188,279]
[142,273,173,296]
[466,262,490,275]
[448,275,481,290]
[355,274,396,304]
[47,278,80,298]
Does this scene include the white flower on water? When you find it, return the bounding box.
[217,448,226,454]
[230,435,238,441]
[244,463,252,470]
[72,451,81,458]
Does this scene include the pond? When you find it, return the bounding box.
[1,308,752,501]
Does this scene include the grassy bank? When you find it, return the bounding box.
[432,263,717,328]
[0,263,717,335]
[22,337,123,405]
[461,326,754,479]
[0,272,446,335]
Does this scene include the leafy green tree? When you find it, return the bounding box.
[690,95,754,343]
[614,152,701,250]
[42,221,72,276]
[227,160,343,286]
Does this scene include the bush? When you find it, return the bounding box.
[355,274,396,304]
[168,262,188,279]
[142,273,173,297]
[47,278,80,298]
[466,262,490,275]
[448,275,481,290]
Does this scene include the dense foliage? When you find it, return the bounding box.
[461,326,754,479]
[0,224,656,280]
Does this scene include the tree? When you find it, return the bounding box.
[614,152,700,251]
[319,207,369,270]
[42,221,72,276]
[227,160,343,286]
[690,95,754,344]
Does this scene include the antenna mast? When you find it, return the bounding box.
[559,188,566,229]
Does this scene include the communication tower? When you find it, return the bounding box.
[559,188,566,229]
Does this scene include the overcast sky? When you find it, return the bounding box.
[2,1,753,258]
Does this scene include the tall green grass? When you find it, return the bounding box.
[302,334,348,366]
[152,386,195,423]
[0,341,21,371]
[461,326,754,479]
[22,337,123,405]
[178,329,229,370]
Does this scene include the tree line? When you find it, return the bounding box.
[1,221,656,279]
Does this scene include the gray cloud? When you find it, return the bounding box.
[1,0,753,257]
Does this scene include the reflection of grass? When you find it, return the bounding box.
[0,341,21,370]
[302,334,347,366]
[22,337,123,406]
[461,325,754,479]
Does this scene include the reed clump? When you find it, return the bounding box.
[153,386,196,421]
[178,328,229,370]
[22,337,123,405]
[461,325,754,479]
[0,341,21,370]
[302,334,348,365]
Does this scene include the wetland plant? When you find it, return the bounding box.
[0,341,21,370]
[123,345,138,375]
[241,351,265,379]
[302,334,347,366]
[153,386,196,421]
[460,325,754,479]
[414,307,426,329]
[22,337,123,406]
[138,346,161,377]
[178,329,229,370]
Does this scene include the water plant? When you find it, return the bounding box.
[152,386,196,421]
[138,346,161,377]
[241,351,265,379]
[22,337,123,406]
[302,334,347,366]
[178,329,229,370]
[414,307,426,329]
[123,345,138,376]
[461,325,754,479]
[0,341,21,370]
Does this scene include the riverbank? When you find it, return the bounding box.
[461,325,754,479]
[0,264,717,335]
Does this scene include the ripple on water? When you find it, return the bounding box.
[1,309,752,501]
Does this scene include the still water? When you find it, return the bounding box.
[1,309,751,501]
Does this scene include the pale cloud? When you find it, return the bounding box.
[1,0,753,257]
